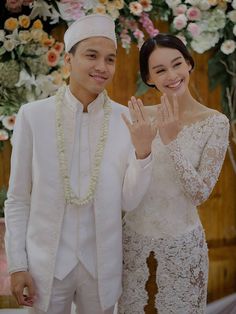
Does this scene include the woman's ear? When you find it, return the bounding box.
[186,60,193,73]
[146,75,153,86]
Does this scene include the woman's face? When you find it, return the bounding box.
[147,46,192,97]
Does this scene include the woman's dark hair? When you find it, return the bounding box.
[140,33,195,88]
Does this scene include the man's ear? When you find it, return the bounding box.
[64,52,72,70]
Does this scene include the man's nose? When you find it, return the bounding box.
[94,59,107,72]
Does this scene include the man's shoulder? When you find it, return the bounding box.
[109,99,128,114]
[21,95,56,114]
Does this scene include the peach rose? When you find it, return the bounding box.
[42,37,55,47]
[32,19,43,30]
[53,42,64,54]
[18,15,31,29]
[46,49,60,67]
[4,18,18,31]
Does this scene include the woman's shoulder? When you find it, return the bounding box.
[184,106,229,128]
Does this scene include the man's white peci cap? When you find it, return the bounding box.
[64,14,117,52]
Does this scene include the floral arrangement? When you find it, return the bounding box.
[0,11,69,149]
[162,0,236,172]
[0,0,235,169]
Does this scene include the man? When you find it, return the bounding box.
[4,14,153,314]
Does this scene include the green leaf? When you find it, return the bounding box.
[0,46,6,56]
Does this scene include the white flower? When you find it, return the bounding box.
[187,23,201,37]
[18,30,32,42]
[48,6,61,24]
[3,40,15,51]
[173,14,188,30]
[173,4,187,16]
[0,30,5,42]
[165,0,181,8]
[185,0,200,5]
[107,7,120,20]
[201,9,226,32]
[55,86,111,207]
[0,129,9,141]
[228,10,236,23]
[129,1,143,15]
[221,40,236,55]
[15,69,36,89]
[233,25,236,36]
[30,0,53,20]
[199,1,211,10]
[35,74,58,98]
[232,0,236,10]
[83,0,98,11]
[191,31,220,53]
[2,115,16,131]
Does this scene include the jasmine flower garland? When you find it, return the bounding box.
[55,85,111,207]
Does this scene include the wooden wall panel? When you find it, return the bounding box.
[0,21,236,304]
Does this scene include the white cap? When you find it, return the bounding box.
[64,14,117,52]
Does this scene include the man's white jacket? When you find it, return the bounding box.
[4,92,152,311]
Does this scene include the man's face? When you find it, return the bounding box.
[65,37,117,100]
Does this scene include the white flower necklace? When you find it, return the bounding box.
[55,85,111,207]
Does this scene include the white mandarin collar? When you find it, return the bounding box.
[64,86,105,114]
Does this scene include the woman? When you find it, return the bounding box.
[118,34,229,314]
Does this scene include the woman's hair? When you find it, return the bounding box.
[139,33,195,88]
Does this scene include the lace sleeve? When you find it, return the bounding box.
[166,115,229,206]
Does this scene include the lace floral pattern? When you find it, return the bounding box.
[119,114,229,313]
[118,223,208,314]
[166,114,229,206]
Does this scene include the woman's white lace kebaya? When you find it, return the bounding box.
[55,85,111,207]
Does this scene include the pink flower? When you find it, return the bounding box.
[186,7,201,21]
[139,13,159,37]
[187,23,201,37]
[133,29,144,40]
[120,29,132,49]
[173,4,187,16]
[173,14,187,30]
[60,0,84,20]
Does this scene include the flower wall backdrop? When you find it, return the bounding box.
[0,0,235,170]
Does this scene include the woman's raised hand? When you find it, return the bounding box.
[156,94,181,145]
[122,96,157,159]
